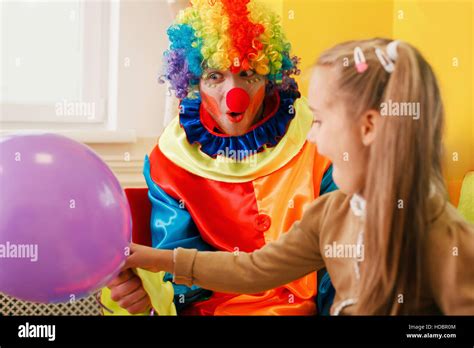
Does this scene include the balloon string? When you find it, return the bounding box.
[95,291,114,314]
[94,291,156,316]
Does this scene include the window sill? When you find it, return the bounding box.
[0,129,137,144]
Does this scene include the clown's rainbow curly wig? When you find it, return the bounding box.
[162,0,300,99]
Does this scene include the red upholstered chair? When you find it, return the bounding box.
[124,188,152,247]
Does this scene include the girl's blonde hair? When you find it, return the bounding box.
[316,38,448,314]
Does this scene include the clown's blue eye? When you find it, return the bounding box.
[209,73,222,80]
[204,71,223,81]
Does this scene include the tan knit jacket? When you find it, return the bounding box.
[172,190,474,315]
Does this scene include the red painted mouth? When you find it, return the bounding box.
[226,111,244,123]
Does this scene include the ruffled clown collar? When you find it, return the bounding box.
[179,90,298,159]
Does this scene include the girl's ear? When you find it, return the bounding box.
[360,109,381,146]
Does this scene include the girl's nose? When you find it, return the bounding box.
[226,87,250,113]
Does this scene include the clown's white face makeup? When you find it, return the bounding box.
[306,66,370,196]
[199,69,267,136]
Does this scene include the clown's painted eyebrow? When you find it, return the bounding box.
[238,69,256,76]
[204,68,221,73]
[202,69,257,79]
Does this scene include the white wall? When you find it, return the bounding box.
[90,0,178,188]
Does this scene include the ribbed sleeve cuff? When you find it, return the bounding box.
[172,247,199,286]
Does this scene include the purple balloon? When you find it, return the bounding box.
[0,133,131,303]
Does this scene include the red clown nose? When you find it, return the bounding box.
[226,88,250,113]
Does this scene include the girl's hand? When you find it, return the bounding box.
[106,269,151,314]
[123,243,174,274]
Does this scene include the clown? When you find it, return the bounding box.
[106,0,336,316]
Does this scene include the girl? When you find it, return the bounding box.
[117,38,474,315]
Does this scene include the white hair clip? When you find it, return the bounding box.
[354,46,368,73]
[375,47,395,73]
[386,40,401,61]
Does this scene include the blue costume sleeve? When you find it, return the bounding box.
[319,164,338,196]
[143,155,214,311]
[317,164,337,315]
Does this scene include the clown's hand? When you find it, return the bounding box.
[106,269,151,314]
[102,243,178,316]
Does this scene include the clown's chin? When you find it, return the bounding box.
[226,112,245,123]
